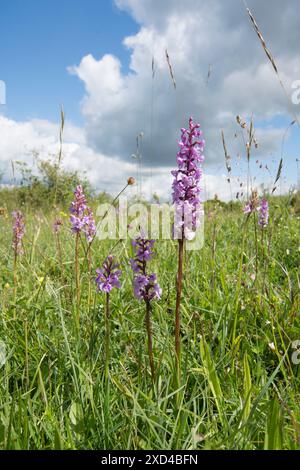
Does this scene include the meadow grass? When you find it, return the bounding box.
[0,197,299,450]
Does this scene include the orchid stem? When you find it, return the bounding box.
[104,292,110,381]
[75,233,80,329]
[145,299,155,383]
[175,238,184,384]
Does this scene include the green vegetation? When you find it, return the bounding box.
[0,168,299,450]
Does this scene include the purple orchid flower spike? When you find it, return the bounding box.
[12,211,25,255]
[172,117,205,240]
[130,237,161,302]
[69,185,96,243]
[95,255,122,293]
[258,198,269,228]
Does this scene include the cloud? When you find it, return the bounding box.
[0,113,250,201]
[0,114,293,201]
[1,0,299,200]
[0,115,136,194]
[68,0,300,172]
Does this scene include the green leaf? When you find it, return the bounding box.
[242,352,252,424]
[264,399,283,450]
[200,338,226,428]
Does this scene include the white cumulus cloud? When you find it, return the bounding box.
[1,0,299,200]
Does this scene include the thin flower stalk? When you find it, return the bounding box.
[243,194,269,279]
[88,177,135,248]
[53,218,64,281]
[258,199,269,294]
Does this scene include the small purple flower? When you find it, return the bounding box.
[243,203,252,214]
[243,189,259,215]
[131,238,154,264]
[258,198,269,228]
[83,207,96,243]
[70,214,85,234]
[130,237,161,302]
[243,191,268,228]
[70,185,87,216]
[171,117,205,240]
[95,255,122,293]
[133,273,162,301]
[12,211,25,255]
[70,185,96,243]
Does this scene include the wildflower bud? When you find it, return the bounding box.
[53,218,63,234]
[130,237,161,302]
[127,177,135,186]
[95,255,122,293]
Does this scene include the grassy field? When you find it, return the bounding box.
[0,193,299,450]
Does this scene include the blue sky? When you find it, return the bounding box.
[0,0,137,123]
